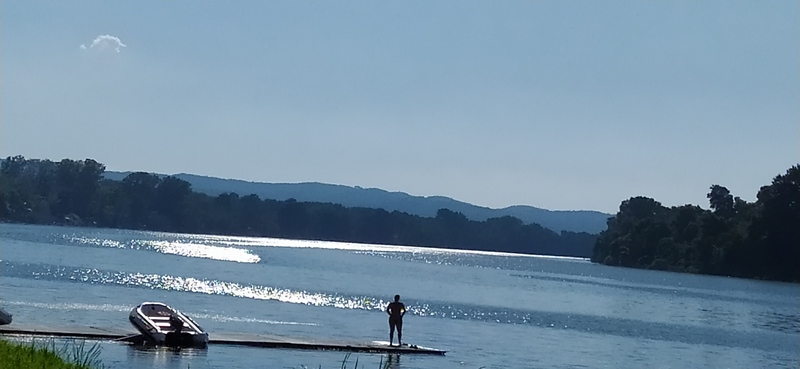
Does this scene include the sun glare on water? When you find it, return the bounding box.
[70,236,261,263]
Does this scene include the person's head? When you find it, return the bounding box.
[394,295,400,302]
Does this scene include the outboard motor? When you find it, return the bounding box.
[165,314,187,347]
[169,314,184,333]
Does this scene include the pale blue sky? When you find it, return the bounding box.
[2,1,797,214]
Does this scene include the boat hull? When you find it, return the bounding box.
[0,308,12,325]
[129,302,208,348]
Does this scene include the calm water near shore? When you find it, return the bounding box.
[0,223,797,368]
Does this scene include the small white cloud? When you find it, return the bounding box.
[80,35,126,53]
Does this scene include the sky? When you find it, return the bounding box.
[1,1,797,214]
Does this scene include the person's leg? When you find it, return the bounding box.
[389,321,395,346]
[397,322,403,346]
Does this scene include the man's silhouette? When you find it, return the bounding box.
[386,294,406,346]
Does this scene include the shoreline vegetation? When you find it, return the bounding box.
[0,156,596,258]
[0,156,797,282]
[0,338,382,369]
[593,165,799,283]
[0,339,103,369]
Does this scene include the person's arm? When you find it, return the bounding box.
[386,304,391,315]
[401,303,406,317]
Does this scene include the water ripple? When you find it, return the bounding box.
[510,273,796,308]
[1,260,796,353]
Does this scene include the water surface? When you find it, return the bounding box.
[1,224,797,368]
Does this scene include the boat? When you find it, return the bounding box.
[128,302,208,347]
[0,307,12,325]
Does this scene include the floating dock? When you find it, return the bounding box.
[0,324,445,355]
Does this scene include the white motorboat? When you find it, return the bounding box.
[128,302,208,347]
[0,307,12,325]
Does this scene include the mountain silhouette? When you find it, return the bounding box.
[105,171,610,234]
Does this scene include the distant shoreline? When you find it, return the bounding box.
[0,156,598,259]
[0,220,591,262]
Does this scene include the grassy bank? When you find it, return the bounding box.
[0,338,103,369]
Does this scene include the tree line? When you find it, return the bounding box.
[0,156,597,257]
[592,165,799,282]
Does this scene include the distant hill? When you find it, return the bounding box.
[103,171,611,234]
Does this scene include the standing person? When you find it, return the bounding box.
[386,294,406,346]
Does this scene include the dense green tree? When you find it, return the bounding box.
[278,198,310,238]
[593,165,800,282]
[121,172,160,228]
[435,208,472,247]
[749,165,800,281]
[313,205,352,241]
[356,208,395,244]
[155,176,192,231]
[237,194,264,235]
[707,185,734,218]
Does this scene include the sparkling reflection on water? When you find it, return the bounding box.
[1,224,798,369]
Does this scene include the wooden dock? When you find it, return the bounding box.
[0,324,446,355]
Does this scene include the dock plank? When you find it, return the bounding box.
[0,324,445,355]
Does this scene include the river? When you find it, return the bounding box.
[0,223,797,368]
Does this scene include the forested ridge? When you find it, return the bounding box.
[0,156,596,257]
[593,165,800,282]
[4,156,796,281]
